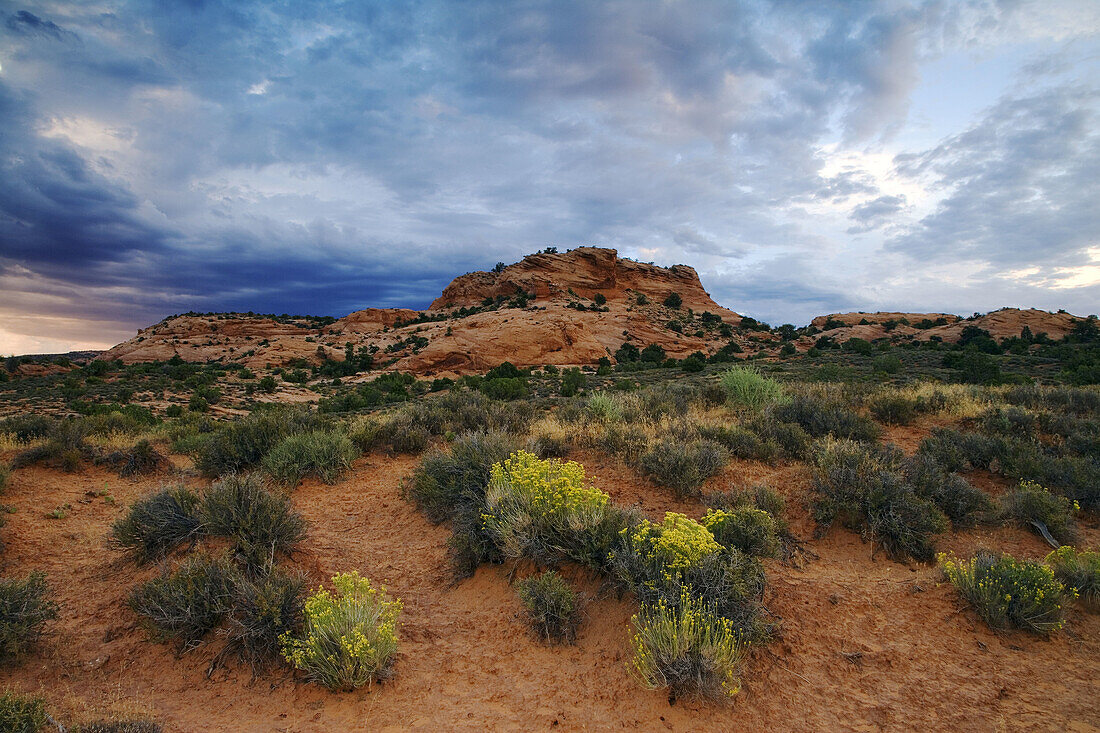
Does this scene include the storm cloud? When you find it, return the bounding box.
[0,0,1097,352]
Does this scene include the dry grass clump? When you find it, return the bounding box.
[0,571,59,663]
[515,570,580,644]
[109,485,204,564]
[128,554,235,652]
[638,438,727,498]
[261,429,359,486]
[200,474,305,575]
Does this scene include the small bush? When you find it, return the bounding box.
[110,485,204,565]
[262,430,359,486]
[630,588,747,701]
[812,440,947,563]
[774,396,881,442]
[868,394,920,425]
[281,571,401,691]
[743,416,811,459]
[515,570,579,644]
[201,474,306,574]
[904,455,993,528]
[639,439,727,497]
[1045,546,1100,611]
[0,414,54,443]
[194,407,324,477]
[224,568,305,672]
[999,480,1078,546]
[720,367,785,411]
[596,423,649,464]
[697,426,777,463]
[701,508,779,558]
[0,572,59,663]
[382,413,430,454]
[526,420,570,458]
[939,550,1069,634]
[129,554,235,650]
[100,440,169,478]
[408,432,516,524]
[0,691,47,733]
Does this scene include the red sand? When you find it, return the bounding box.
[0,449,1097,732]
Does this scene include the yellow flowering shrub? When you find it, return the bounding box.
[624,513,721,583]
[630,588,747,701]
[1045,545,1100,611]
[482,451,613,563]
[939,550,1071,635]
[280,571,401,691]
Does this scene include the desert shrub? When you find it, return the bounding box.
[515,570,579,644]
[696,425,778,463]
[701,508,779,558]
[917,428,1009,472]
[482,451,613,567]
[743,415,811,459]
[999,480,1078,546]
[346,416,384,452]
[811,440,947,563]
[281,571,401,691]
[10,418,93,472]
[639,439,727,497]
[0,572,59,662]
[630,588,747,701]
[871,353,902,374]
[586,392,623,423]
[706,485,786,525]
[128,554,235,650]
[774,396,881,442]
[868,394,920,425]
[201,474,306,574]
[939,550,1069,634]
[99,440,169,478]
[0,414,54,443]
[224,568,305,672]
[596,423,649,464]
[720,367,785,411]
[73,721,162,733]
[194,407,325,477]
[408,432,516,524]
[1045,546,1100,611]
[110,485,204,564]
[904,455,993,527]
[622,513,722,584]
[0,691,47,733]
[526,420,570,458]
[262,430,358,486]
[1003,385,1100,417]
[381,412,430,454]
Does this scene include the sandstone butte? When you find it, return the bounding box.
[98,247,1091,376]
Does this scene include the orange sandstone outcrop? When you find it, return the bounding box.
[99,248,746,373]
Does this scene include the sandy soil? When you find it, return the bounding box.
[0,445,1097,732]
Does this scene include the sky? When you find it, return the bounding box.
[0,0,1098,355]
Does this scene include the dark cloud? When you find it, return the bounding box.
[0,0,1095,349]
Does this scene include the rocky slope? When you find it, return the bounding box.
[99,248,747,375]
[97,248,1090,375]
